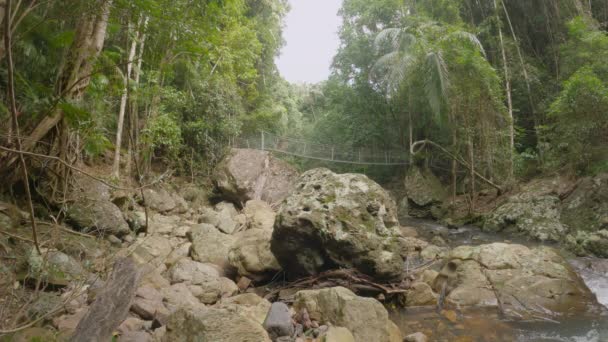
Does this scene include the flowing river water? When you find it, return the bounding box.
[392,219,608,342]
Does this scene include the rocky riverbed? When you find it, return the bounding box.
[0,149,607,342]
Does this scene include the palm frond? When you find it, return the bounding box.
[374,27,416,53]
[425,51,450,122]
[445,31,487,58]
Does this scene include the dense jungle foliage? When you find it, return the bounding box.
[0,0,607,188]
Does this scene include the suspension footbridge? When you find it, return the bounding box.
[232,131,410,166]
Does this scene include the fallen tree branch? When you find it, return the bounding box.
[265,268,413,301]
[410,139,503,194]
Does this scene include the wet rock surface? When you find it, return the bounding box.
[431,243,602,319]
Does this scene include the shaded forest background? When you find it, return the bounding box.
[1,0,607,192]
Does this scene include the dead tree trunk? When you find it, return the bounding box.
[71,258,141,342]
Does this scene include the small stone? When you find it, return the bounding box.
[404,332,429,342]
[441,309,459,323]
[237,276,252,290]
[108,235,122,245]
[118,316,146,334]
[431,236,447,247]
[324,326,355,342]
[118,331,152,342]
[263,302,294,340]
[124,235,134,243]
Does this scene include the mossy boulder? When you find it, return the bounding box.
[271,168,404,280]
[561,174,608,233]
[483,194,567,241]
[565,230,608,258]
[67,199,130,237]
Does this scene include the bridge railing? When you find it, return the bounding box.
[232,131,409,166]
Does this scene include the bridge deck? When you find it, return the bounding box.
[232,131,409,166]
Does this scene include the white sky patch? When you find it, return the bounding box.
[276,0,343,84]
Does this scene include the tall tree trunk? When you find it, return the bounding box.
[112,18,139,178]
[126,16,148,177]
[1,0,112,174]
[494,0,514,179]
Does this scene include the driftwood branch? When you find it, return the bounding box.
[71,258,141,342]
[264,263,438,301]
[410,139,503,193]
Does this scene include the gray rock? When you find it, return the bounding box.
[131,235,173,267]
[272,168,404,280]
[244,200,276,231]
[404,332,428,342]
[217,293,272,325]
[118,331,152,342]
[188,223,235,272]
[142,188,176,213]
[404,166,447,218]
[28,249,86,286]
[67,199,130,236]
[215,202,239,234]
[131,286,166,321]
[168,258,220,284]
[483,193,567,241]
[214,148,299,205]
[263,302,294,340]
[323,327,356,342]
[433,243,601,320]
[161,283,203,312]
[163,308,271,341]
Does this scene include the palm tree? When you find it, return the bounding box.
[371,20,486,157]
[372,20,508,203]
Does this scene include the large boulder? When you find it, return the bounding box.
[293,287,402,342]
[27,249,86,286]
[483,193,567,242]
[431,243,601,319]
[562,174,608,256]
[271,168,404,280]
[141,188,176,213]
[404,166,447,219]
[163,308,271,342]
[67,199,130,236]
[214,148,299,205]
[566,230,608,258]
[65,174,130,237]
[561,173,608,233]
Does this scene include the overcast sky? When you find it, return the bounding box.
[276,0,343,84]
